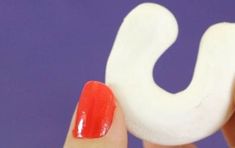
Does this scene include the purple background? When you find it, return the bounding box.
[0,0,235,147]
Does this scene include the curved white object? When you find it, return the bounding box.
[105,3,235,145]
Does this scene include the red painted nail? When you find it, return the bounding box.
[73,81,116,138]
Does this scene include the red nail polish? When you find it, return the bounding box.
[73,81,116,138]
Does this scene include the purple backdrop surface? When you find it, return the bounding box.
[0,0,235,147]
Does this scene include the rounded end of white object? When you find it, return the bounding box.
[106,3,235,145]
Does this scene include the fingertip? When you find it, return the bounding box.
[64,81,127,148]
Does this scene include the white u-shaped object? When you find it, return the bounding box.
[105,3,235,145]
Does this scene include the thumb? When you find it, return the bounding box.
[64,81,127,148]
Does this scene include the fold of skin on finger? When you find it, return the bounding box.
[64,105,127,148]
[222,112,235,148]
[143,141,197,148]
[222,82,235,148]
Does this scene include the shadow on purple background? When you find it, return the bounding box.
[0,0,235,147]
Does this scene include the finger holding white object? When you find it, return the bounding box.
[105,3,235,146]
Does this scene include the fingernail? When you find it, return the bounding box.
[73,81,116,139]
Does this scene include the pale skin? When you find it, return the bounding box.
[64,95,235,148]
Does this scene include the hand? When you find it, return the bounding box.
[63,81,235,148]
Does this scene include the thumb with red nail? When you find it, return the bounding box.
[64,81,127,148]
